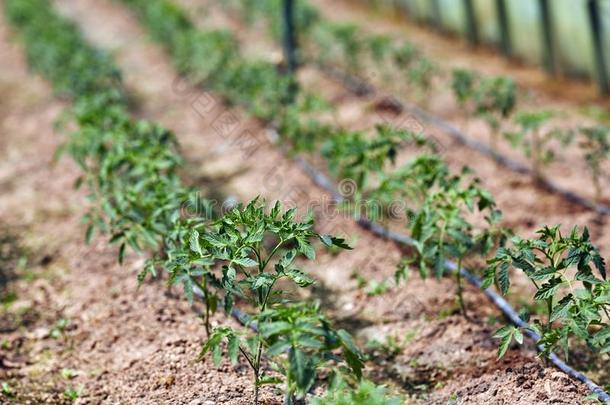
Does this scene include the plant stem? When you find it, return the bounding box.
[456,257,468,319]
[254,368,260,405]
[546,298,553,331]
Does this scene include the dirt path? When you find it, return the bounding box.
[45,0,603,403]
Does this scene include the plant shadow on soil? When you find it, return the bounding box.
[309,275,464,399]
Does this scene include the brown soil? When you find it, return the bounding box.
[0,0,606,404]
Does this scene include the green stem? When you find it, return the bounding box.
[546,297,554,331]
[456,257,468,319]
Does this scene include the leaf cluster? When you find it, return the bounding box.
[486,226,610,359]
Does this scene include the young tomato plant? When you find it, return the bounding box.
[256,302,364,403]
[451,68,475,109]
[366,34,393,79]
[406,57,437,102]
[578,125,610,201]
[452,69,517,148]
[191,199,357,404]
[399,169,504,318]
[312,22,364,74]
[366,153,448,222]
[310,373,402,405]
[322,126,421,197]
[485,226,610,359]
[503,111,573,179]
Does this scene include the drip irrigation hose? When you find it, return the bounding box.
[266,128,610,402]
[316,63,610,218]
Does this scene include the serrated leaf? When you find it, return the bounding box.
[289,349,316,396]
[498,262,510,295]
[232,256,258,268]
[496,328,513,358]
[550,295,573,322]
[189,230,202,255]
[297,237,316,260]
[286,269,315,287]
[534,277,563,300]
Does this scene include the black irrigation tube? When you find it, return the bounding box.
[265,127,610,402]
[316,62,610,218]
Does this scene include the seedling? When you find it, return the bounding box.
[578,126,610,201]
[328,23,363,74]
[451,69,475,109]
[503,111,573,179]
[1,383,13,397]
[189,199,357,404]
[367,153,448,221]
[367,34,393,64]
[392,42,418,69]
[322,126,428,207]
[310,374,402,405]
[61,368,78,380]
[485,226,610,359]
[63,386,83,401]
[399,169,504,318]
[452,69,517,148]
[406,58,437,102]
[51,319,70,340]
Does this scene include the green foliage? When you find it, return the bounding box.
[123,0,331,149]
[452,69,475,108]
[578,126,610,201]
[8,2,363,403]
[503,111,573,178]
[311,374,402,405]
[401,169,504,317]
[191,199,358,403]
[5,0,124,102]
[312,22,364,74]
[486,226,610,359]
[322,126,420,192]
[452,69,517,143]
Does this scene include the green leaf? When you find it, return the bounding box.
[297,237,316,260]
[232,256,258,268]
[289,349,316,395]
[118,243,126,265]
[85,224,94,244]
[550,295,573,322]
[278,249,297,270]
[251,273,274,290]
[338,329,363,378]
[189,230,202,255]
[227,334,239,364]
[498,262,510,295]
[493,326,516,358]
[320,235,352,250]
[259,321,292,338]
[534,277,563,300]
[286,269,315,287]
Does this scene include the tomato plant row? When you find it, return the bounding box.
[5,1,401,403]
[123,0,610,395]
[227,0,610,205]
